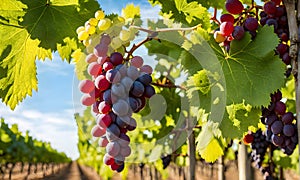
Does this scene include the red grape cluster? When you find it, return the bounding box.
[262,90,298,155]
[214,0,261,50]
[259,0,291,75]
[78,34,155,172]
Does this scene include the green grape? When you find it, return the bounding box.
[83,39,90,46]
[89,18,98,26]
[88,34,101,47]
[110,37,122,50]
[78,31,89,41]
[95,10,105,20]
[85,25,96,35]
[119,29,131,41]
[76,26,85,34]
[86,44,94,54]
[98,18,112,31]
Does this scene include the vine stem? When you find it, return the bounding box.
[210,7,220,25]
[130,24,201,34]
[283,0,300,174]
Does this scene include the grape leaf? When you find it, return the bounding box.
[184,26,285,107]
[0,26,39,110]
[121,3,140,19]
[20,0,100,50]
[219,103,260,139]
[198,138,224,162]
[57,37,78,63]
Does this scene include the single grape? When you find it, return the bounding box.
[95,75,110,91]
[116,164,125,172]
[266,19,278,29]
[106,141,120,156]
[94,43,108,57]
[118,133,130,147]
[137,73,152,85]
[214,31,226,43]
[110,52,124,66]
[106,123,121,141]
[120,145,131,157]
[131,56,144,68]
[95,10,105,20]
[106,69,121,83]
[271,134,284,146]
[276,43,289,57]
[225,0,244,15]
[128,97,139,112]
[275,6,285,17]
[88,62,102,77]
[115,64,127,77]
[111,163,120,171]
[88,18,98,26]
[283,124,295,137]
[98,18,111,31]
[280,32,289,42]
[144,85,155,98]
[131,81,145,97]
[127,66,140,80]
[102,61,114,72]
[274,101,286,115]
[140,65,153,74]
[243,134,254,144]
[98,101,111,114]
[76,26,85,34]
[109,112,117,123]
[119,29,131,41]
[92,101,100,114]
[232,26,245,40]
[270,120,283,134]
[103,153,114,165]
[260,17,268,26]
[78,31,89,41]
[121,76,134,91]
[281,112,294,124]
[85,25,96,35]
[111,83,126,98]
[263,1,277,15]
[81,94,96,106]
[98,136,109,147]
[97,114,112,128]
[89,88,102,100]
[112,100,129,116]
[91,125,105,137]
[116,116,130,128]
[265,114,277,126]
[244,17,259,31]
[110,37,123,50]
[220,14,235,23]
[127,117,137,131]
[85,53,98,63]
[220,22,234,36]
[78,79,95,93]
[100,34,111,45]
[282,53,291,65]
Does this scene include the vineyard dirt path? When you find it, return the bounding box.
[43,162,100,180]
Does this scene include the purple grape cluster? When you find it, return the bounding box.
[260,1,291,69]
[78,34,156,172]
[262,90,298,155]
[248,130,276,180]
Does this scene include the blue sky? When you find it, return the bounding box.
[0,0,160,160]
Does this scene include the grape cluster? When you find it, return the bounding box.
[214,0,261,50]
[261,90,298,155]
[259,0,291,68]
[78,34,155,172]
[76,10,138,54]
[246,130,276,180]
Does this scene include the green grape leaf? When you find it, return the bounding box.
[57,37,79,63]
[222,26,285,106]
[148,0,211,27]
[122,3,140,19]
[219,103,260,139]
[20,0,100,50]
[198,138,224,162]
[0,26,39,110]
[192,0,226,9]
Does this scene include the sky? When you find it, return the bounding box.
[0,0,160,160]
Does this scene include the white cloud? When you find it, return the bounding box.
[0,103,79,160]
